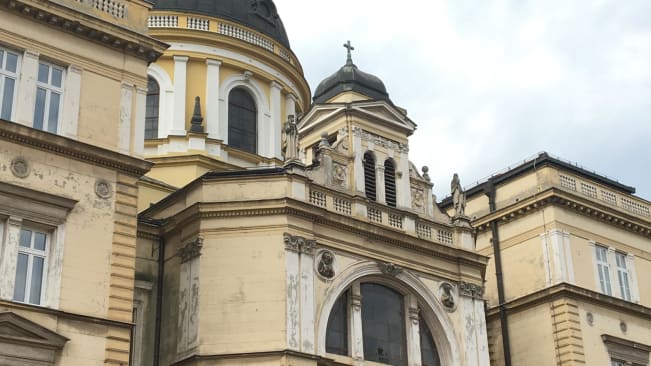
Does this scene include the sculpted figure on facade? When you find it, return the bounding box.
[282,115,299,161]
[451,173,466,217]
[317,250,335,279]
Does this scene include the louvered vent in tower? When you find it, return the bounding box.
[385,159,396,207]
[363,152,376,201]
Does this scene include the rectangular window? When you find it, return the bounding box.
[13,227,49,305]
[611,361,625,366]
[33,61,64,133]
[0,47,20,121]
[615,252,631,301]
[595,245,612,296]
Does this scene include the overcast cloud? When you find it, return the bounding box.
[274,0,651,200]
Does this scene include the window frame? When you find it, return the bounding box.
[0,46,21,121]
[13,225,50,305]
[594,245,612,296]
[144,76,160,140]
[33,60,65,134]
[227,87,258,154]
[325,280,441,366]
[615,251,632,302]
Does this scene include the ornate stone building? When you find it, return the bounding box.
[134,2,490,366]
[0,0,166,364]
[441,153,651,366]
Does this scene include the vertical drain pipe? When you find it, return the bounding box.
[153,234,165,366]
[487,179,512,366]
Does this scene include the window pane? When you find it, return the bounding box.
[29,256,44,304]
[0,50,4,67]
[5,52,17,73]
[420,315,441,366]
[47,92,60,133]
[1,77,15,120]
[361,283,407,366]
[145,77,160,139]
[326,290,349,355]
[34,232,46,251]
[228,88,257,153]
[51,67,63,88]
[19,229,32,248]
[38,63,49,83]
[34,87,47,130]
[13,253,29,302]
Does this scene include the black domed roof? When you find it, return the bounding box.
[152,0,291,48]
[313,47,390,104]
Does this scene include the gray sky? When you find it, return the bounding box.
[275,0,651,200]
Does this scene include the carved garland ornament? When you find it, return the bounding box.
[378,262,403,277]
[178,237,203,263]
[352,127,409,153]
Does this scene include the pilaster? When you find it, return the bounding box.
[172,56,189,135]
[205,59,222,139]
[269,81,283,159]
[132,87,147,158]
[118,83,134,154]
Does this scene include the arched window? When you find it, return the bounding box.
[228,87,257,154]
[384,159,397,207]
[144,76,159,139]
[325,282,441,366]
[363,152,376,201]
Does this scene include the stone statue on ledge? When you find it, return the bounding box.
[451,173,466,217]
[282,115,299,162]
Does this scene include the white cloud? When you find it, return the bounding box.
[275,0,651,199]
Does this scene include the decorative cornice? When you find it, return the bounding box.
[474,189,651,239]
[178,237,203,263]
[283,233,316,254]
[486,282,651,320]
[459,281,485,300]
[0,119,152,176]
[1,0,167,62]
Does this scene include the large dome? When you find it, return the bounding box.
[313,51,390,104]
[152,0,291,48]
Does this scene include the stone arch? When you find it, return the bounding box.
[147,63,174,138]
[316,261,461,365]
[219,73,271,157]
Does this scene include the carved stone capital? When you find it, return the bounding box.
[378,262,403,277]
[178,237,203,263]
[283,233,316,254]
[459,281,484,300]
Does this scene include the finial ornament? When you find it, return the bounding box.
[343,40,355,64]
[190,96,204,133]
[451,173,466,217]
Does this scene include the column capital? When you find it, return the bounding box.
[173,55,189,63]
[286,93,298,102]
[206,59,222,67]
[270,80,283,91]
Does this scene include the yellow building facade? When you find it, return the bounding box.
[442,153,651,366]
[0,0,165,364]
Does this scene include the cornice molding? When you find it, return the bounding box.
[0,119,152,176]
[486,282,651,320]
[474,188,651,238]
[1,0,167,62]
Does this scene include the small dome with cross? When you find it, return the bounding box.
[313,41,391,104]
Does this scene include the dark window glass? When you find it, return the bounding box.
[228,87,257,153]
[13,253,28,302]
[326,290,349,355]
[29,256,44,304]
[1,77,15,120]
[364,152,376,201]
[420,315,441,366]
[145,77,160,139]
[33,87,46,130]
[361,283,407,366]
[384,159,396,207]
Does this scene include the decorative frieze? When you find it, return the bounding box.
[459,281,485,300]
[283,233,316,254]
[178,238,203,263]
[352,127,409,153]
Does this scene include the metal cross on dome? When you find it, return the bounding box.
[343,40,355,63]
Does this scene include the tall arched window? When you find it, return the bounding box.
[325,282,441,366]
[384,159,397,207]
[364,152,376,201]
[228,87,257,154]
[144,76,159,139]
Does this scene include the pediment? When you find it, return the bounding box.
[0,312,68,349]
[299,101,416,137]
